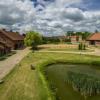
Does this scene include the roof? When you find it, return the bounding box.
[0,29,24,41]
[87,33,100,41]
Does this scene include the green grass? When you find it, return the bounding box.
[0,52,49,100]
[0,51,100,100]
[45,48,94,52]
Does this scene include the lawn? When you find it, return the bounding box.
[38,44,94,52]
[0,51,100,100]
[45,48,93,52]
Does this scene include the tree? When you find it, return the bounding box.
[67,31,74,36]
[95,30,98,33]
[76,32,91,40]
[24,31,42,49]
[78,43,86,50]
[82,32,91,40]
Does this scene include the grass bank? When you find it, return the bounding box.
[0,51,100,100]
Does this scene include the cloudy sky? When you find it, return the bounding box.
[0,0,100,36]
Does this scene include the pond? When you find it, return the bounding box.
[45,64,100,100]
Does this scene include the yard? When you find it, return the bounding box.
[0,49,100,100]
[38,44,94,52]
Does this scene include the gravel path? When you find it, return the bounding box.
[0,47,30,80]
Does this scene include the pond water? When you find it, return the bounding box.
[45,64,100,100]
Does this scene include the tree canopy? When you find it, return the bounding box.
[24,31,42,49]
[65,31,91,40]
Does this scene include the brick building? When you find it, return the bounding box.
[87,33,100,46]
[0,29,24,56]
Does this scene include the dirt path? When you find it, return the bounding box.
[0,47,30,80]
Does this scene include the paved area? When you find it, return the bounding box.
[0,47,30,80]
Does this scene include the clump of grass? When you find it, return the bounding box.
[66,71,100,98]
[91,61,100,66]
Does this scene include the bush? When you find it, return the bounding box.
[91,61,100,66]
[78,43,86,50]
[24,31,43,50]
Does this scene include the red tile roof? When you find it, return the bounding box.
[87,33,100,41]
[0,29,24,41]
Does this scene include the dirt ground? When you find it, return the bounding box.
[0,47,30,80]
[38,44,78,49]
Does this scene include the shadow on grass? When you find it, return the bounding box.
[29,47,45,52]
[0,51,16,61]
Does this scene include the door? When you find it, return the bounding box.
[90,41,95,45]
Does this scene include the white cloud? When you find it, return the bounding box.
[0,0,35,32]
[0,0,100,36]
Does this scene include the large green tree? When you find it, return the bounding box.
[24,31,42,49]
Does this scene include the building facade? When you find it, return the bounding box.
[0,29,24,56]
[87,33,100,46]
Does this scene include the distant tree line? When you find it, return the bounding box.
[42,37,65,44]
[24,31,92,49]
[66,31,91,40]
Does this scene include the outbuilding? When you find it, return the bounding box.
[0,29,24,56]
[87,33,100,45]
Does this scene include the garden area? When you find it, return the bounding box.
[38,44,94,52]
[0,51,100,100]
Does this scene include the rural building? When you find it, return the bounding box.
[43,35,82,43]
[87,33,100,45]
[0,29,24,56]
[67,35,82,43]
[0,37,11,56]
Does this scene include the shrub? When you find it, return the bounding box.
[91,61,100,66]
[24,31,43,50]
[66,71,100,97]
[78,43,86,50]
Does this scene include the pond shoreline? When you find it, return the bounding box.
[45,63,100,100]
[38,59,100,100]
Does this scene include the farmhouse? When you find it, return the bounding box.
[0,34,11,56]
[68,35,82,43]
[87,33,100,45]
[0,29,24,56]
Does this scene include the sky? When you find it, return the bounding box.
[0,0,100,36]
